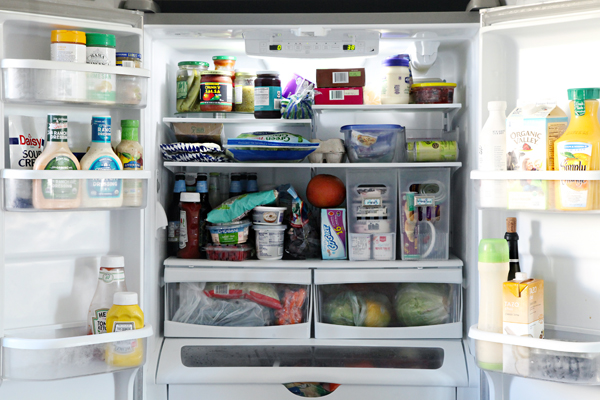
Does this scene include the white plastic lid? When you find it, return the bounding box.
[113,291,138,306]
[101,255,124,268]
[252,224,287,231]
[514,272,528,281]
[488,101,507,111]
[180,192,200,202]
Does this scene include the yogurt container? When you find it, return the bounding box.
[252,206,286,225]
[208,220,251,244]
[253,224,286,260]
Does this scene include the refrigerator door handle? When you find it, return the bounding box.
[155,201,168,237]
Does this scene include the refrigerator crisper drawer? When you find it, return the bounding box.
[314,268,462,339]
[2,169,151,211]
[469,325,600,385]
[1,325,153,380]
[164,268,311,338]
[1,59,150,108]
[157,338,467,387]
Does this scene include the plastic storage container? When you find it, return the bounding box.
[341,124,404,163]
[252,206,286,225]
[405,129,459,162]
[346,169,397,261]
[164,268,311,338]
[207,220,251,244]
[411,83,456,104]
[314,268,462,339]
[205,243,254,261]
[399,168,450,261]
[253,224,286,260]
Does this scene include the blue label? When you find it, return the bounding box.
[92,117,111,143]
[254,86,282,112]
[247,180,258,192]
[196,181,208,193]
[230,180,242,194]
[87,156,122,198]
[123,159,141,169]
[174,181,186,193]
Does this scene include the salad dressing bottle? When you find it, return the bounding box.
[116,119,143,207]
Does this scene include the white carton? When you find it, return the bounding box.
[506,103,568,171]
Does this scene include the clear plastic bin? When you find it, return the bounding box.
[2,325,153,380]
[346,169,397,261]
[399,168,450,260]
[2,169,150,211]
[164,268,311,338]
[205,243,254,261]
[341,124,405,163]
[404,129,459,162]
[469,325,600,384]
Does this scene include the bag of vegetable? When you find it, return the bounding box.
[322,291,391,327]
[395,283,451,327]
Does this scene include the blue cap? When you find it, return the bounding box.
[382,54,411,67]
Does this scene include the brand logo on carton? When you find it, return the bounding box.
[19,134,44,149]
[323,225,339,251]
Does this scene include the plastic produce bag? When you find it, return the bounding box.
[395,283,451,327]
[207,190,278,223]
[204,282,244,299]
[278,184,321,260]
[244,282,282,309]
[275,288,307,325]
[322,291,391,327]
[282,83,314,120]
[172,283,272,327]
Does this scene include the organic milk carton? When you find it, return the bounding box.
[502,272,544,376]
[321,208,347,260]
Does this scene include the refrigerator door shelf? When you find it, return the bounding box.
[1,325,153,381]
[2,59,149,109]
[2,169,151,212]
[156,338,468,387]
[469,324,600,385]
[314,268,462,339]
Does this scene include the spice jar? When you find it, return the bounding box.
[254,71,282,119]
[178,192,201,259]
[200,70,233,112]
[234,70,256,113]
[212,56,236,72]
[116,52,142,68]
[51,30,86,63]
[85,33,116,66]
[176,61,208,113]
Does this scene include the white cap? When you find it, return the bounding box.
[515,272,528,281]
[101,255,124,268]
[488,101,507,111]
[180,192,200,202]
[113,291,138,306]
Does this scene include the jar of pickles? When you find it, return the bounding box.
[233,70,256,113]
[176,61,209,113]
[212,56,236,72]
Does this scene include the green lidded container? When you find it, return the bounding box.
[478,239,509,263]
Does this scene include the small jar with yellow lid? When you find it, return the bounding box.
[51,30,86,63]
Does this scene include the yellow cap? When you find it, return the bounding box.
[51,30,86,45]
[412,82,457,88]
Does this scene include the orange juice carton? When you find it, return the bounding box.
[502,273,544,375]
[506,102,567,171]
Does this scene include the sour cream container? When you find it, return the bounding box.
[253,224,286,260]
[252,206,286,225]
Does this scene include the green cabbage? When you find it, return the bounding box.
[322,291,391,327]
[395,283,450,327]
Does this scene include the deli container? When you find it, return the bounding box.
[252,206,286,225]
[341,124,404,163]
[205,243,254,261]
[411,83,456,104]
[253,224,286,260]
[207,220,252,244]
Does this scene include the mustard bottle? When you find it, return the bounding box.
[105,291,144,367]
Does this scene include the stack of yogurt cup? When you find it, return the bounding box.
[251,206,287,260]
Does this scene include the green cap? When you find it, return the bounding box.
[121,119,139,141]
[212,55,236,61]
[568,88,600,101]
[478,239,509,263]
[178,61,209,68]
[85,33,116,48]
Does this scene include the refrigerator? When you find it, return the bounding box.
[0,1,599,399]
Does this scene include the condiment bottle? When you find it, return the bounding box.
[87,255,128,335]
[168,173,186,257]
[477,238,509,371]
[51,30,86,63]
[247,172,258,193]
[85,33,117,104]
[116,119,144,207]
[105,291,144,367]
[381,54,412,105]
[554,88,600,210]
[32,114,81,210]
[479,101,508,208]
[504,217,521,281]
[212,55,236,71]
[80,116,123,208]
[229,173,242,198]
[178,192,201,259]
[254,71,282,119]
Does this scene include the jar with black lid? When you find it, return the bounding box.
[254,71,282,119]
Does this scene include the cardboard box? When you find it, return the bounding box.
[316,68,366,88]
[321,208,347,260]
[314,87,364,105]
[506,103,568,171]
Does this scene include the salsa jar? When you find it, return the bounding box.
[212,55,236,72]
[178,192,201,259]
[200,70,233,112]
[234,70,256,113]
[254,71,282,119]
[177,61,209,113]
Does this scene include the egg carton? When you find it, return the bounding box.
[307,139,346,163]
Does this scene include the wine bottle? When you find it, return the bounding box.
[504,217,521,281]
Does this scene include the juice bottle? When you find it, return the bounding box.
[105,291,144,367]
[554,88,600,210]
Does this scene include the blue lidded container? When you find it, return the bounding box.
[341,124,405,163]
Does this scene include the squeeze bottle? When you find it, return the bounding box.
[476,238,509,371]
[479,101,508,208]
[554,88,600,210]
[87,255,128,335]
[106,291,144,367]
